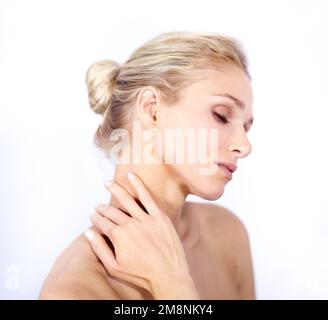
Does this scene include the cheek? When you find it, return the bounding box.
[159,117,204,163]
[160,111,227,167]
[163,130,218,166]
[215,130,232,153]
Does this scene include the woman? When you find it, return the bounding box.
[39,31,255,300]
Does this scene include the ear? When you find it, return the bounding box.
[136,87,160,126]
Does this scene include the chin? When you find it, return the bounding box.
[182,165,229,200]
[194,181,226,201]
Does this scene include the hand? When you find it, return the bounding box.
[84,172,193,295]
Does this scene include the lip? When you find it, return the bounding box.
[215,162,237,179]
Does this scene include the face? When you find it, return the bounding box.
[159,65,254,200]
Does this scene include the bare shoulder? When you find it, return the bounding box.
[39,229,120,300]
[185,201,256,300]
[184,201,247,235]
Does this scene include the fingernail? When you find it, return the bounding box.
[127,171,135,181]
[104,180,113,188]
[84,229,95,241]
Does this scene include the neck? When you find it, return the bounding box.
[109,163,190,240]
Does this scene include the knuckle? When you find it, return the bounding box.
[90,214,102,225]
[103,208,112,218]
[91,238,101,250]
[143,195,153,207]
[95,203,106,212]
[125,219,135,228]
[110,226,120,238]
[103,224,113,236]
[107,184,117,194]
[106,259,120,274]
[143,213,154,225]
[104,205,116,217]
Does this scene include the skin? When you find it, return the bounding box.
[39,65,255,299]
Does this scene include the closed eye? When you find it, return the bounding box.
[213,112,252,134]
[213,112,229,124]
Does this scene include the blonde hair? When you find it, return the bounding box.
[85,31,250,152]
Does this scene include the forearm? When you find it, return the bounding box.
[150,274,201,300]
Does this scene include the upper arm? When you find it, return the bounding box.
[39,232,122,300]
[230,217,256,300]
[39,283,99,300]
[205,203,256,300]
[39,272,121,300]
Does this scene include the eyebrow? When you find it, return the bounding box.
[211,93,254,126]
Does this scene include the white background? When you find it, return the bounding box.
[1,0,327,299]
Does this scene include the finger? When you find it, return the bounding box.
[127,171,162,218]
[90,211,118,240]
[85,227,151,291]
[104,180,146,219]
[84,228,119,273]
[95,203,131,225]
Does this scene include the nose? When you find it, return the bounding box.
[228,127,252,158]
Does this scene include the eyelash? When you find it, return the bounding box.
[213,112,229,124]
[213,112,251,133]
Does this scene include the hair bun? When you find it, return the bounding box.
[85,59,120,115]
